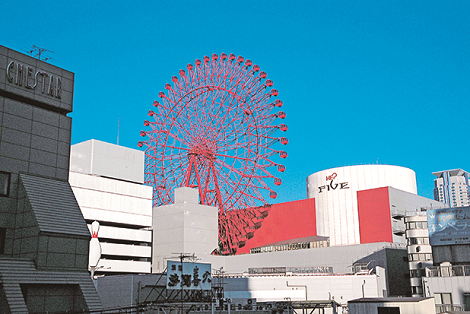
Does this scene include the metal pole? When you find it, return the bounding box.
[131,275,134,307]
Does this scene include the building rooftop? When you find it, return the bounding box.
[259,236,329,247]
[348,297,432,303]
[432,169,469,178]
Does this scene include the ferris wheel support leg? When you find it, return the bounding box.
[210,162,224,213]
[184,154,205,205]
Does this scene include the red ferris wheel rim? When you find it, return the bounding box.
[139,53,287,254]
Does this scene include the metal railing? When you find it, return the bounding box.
[426,265,470,277]
[391,207,405,218]
[436,304,465,313]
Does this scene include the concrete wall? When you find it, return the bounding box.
[224,273,383,306]
[425,275,470,310]
[195,243,405,276]
[153,187,218,272]
[348,298,435,314]
[70,139,145,184]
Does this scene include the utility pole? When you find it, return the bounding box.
[172,253,197,314]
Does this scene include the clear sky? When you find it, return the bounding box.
[2,1,469,204]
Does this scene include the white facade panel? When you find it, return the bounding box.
[70,139,145,184]
[348,299,435,314]
[70,171,152,199]
[69,172,152,227]
[224,273,382,309]
[80,206,152,226]
[307,165,417,246]
[152,187,219,273]
[89,225,151,242]
[100,242,151,258]
[97,259,151,274]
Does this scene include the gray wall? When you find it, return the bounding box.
[0,45,75,257]
[0,45,101,312]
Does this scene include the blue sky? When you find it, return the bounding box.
[2,1,469,204]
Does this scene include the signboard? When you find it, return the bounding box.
[318,172,350,193]
[166,261,212,290]
[427,206,470,246]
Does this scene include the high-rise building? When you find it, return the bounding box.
[433,169,470,208]
[0,45,101,312]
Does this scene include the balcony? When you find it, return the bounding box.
[391,207,405,218]
[392,223,406,235]
[426,265,470,277]
[436,304,465,313]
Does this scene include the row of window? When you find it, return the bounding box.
[407,237,430,245]
[408,253,432,261]
[406,221,428,229]
[410,269,426,278]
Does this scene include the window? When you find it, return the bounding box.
[0,172,10,197]
[435,293,452,305]
[0,228,5,254]
[410,269,425,277]
[408,253,432,261]
[407,222,428,230]
[378,307,400,314]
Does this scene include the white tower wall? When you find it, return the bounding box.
[307,165,417,246]
[152,187,219,272]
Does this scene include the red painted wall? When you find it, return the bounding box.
[237,198,316,254]
[357,186,393,243]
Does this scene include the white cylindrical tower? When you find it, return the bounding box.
[307,165,417,246]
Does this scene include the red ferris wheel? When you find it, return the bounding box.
[138,53,287,254]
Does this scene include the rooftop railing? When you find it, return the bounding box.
[435,304,465,313]
[426,265,470,277]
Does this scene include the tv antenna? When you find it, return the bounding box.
[25,45,54,61]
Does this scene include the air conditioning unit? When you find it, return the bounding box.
[247,299,252,305]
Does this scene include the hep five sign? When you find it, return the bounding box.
[318,172,350,193]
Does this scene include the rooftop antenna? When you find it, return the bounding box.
[25,45,54,61]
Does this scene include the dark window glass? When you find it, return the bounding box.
[0,172,11,197]
[0,228,5,254]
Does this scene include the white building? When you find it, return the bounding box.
[69,139,153,275]
[152,187,219,273]
[222,269,387,313]
[348,297,435,314]
[433,169,470,208]
[405,212,433,297]
[306,165,417,246]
